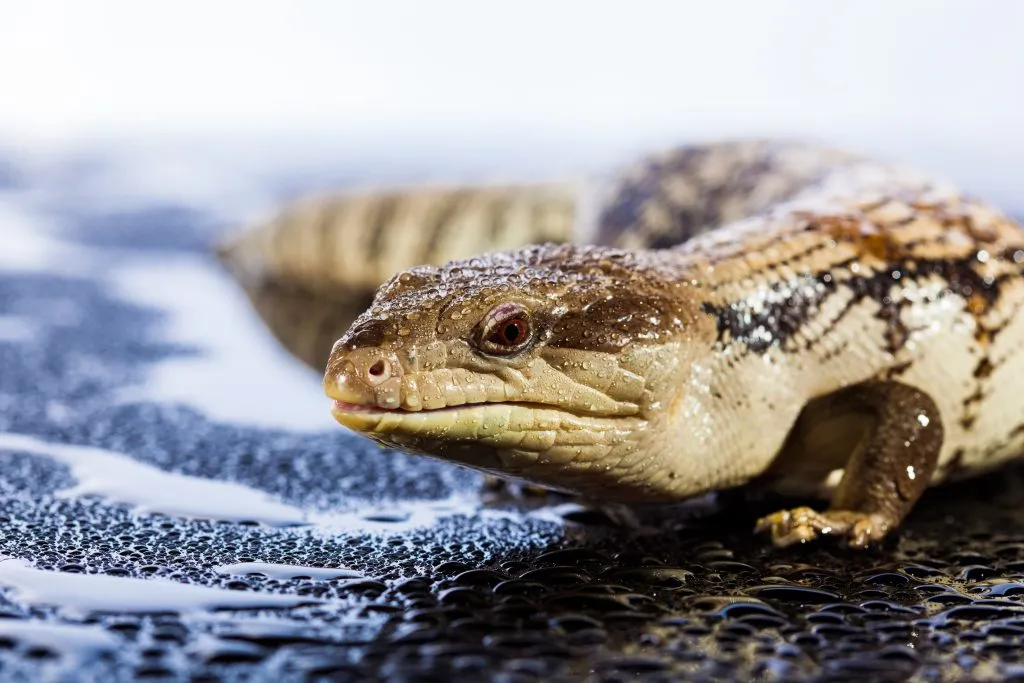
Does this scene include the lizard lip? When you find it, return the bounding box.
[330,399,456,413]
[331,400,392,414]
[330,399,476,426]
[329,398,503,433]
[331,399,476,418]
[329,398,635,434]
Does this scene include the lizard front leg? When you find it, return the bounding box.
[756,381,943,549]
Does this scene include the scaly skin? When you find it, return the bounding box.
[218,183,578,369]
[223,141,1024,547]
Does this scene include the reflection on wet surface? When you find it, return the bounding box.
[0,433,310,526]
[214,562,364,581]
[0,557,318,614]
[3,153,1024,681]
[109,255,333,431]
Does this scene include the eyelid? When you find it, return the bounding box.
[474,303,535,356]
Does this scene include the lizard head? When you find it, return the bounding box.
[323,243,712,500]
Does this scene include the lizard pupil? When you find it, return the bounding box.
[500,321,523,344]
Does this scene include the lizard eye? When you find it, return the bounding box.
[475,304,535,356]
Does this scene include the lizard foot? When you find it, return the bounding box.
[754,506,890,548]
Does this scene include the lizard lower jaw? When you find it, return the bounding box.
[330,401,649,497]
[330,399,406,431]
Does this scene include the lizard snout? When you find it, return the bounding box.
[324,347,403,408]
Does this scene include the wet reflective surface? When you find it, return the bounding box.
[3,152,1024,682]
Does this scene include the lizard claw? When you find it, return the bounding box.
[755,506,890,548]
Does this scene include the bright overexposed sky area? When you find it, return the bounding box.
[1,0,1022,209]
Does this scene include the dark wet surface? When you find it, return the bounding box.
[2,157,1024,682]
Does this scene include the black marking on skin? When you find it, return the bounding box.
[960,311,1024,430]
[596,144,839,250]
[597,184,650,247]
[701,273,838,354]
[963,387,987,407]
[859,196,896,214]
[649,227,696,251]
[913,259,1007,310]
[973,357,995,379]
[821,339,853,363]
[1003,246,1024,264]
[340,316,388,350]
[884,360,913,379]
[704,252,1018,356]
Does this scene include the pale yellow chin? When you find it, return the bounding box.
[331,400,663,500]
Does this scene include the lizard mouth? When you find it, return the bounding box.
[331,400,395,414]
[329,397,637,440]
[331,398,553,437]
[332,397,570,424]
[330,399,486,427]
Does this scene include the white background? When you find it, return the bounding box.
[1,0,1022,210]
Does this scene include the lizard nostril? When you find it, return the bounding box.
[366,359,390,383]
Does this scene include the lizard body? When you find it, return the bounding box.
[220,141,1024,547]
